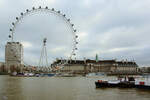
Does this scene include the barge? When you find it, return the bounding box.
[95,75,150,89]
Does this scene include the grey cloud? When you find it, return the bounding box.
[0,0,150,67]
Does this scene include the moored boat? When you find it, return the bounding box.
[95,75,150,90]
[135,74,150,89]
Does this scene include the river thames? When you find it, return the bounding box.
[0,75,150,100]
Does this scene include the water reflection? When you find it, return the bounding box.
[0,76,24,100]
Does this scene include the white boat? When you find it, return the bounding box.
[135,74,150,86]
[24,73,34,77]
[11,72,17,76]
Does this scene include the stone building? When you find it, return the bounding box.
[51,59,139,75]
[5,42,23,73]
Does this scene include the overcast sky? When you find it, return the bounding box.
[0,0,150,66]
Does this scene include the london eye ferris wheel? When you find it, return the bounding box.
[8,6,78,68]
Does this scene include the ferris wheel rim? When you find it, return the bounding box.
[9,6,78,64]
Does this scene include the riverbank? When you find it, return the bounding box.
[0,72,8,75]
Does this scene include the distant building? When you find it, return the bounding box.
[52,59,139,75]
[0,62,5,72]
[5,42,23,73]
[139,67,150,73]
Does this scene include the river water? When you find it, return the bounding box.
[0,75,150,100]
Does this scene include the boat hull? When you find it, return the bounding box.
[95,81,150,89]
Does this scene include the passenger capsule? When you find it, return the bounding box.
[32,7,35,10]
[45,6,48,9]
[39,6,41,9]
[26,9,29,12]
[52,8,54,11]
[12,22,15,25]
[67,19,70,21]
[8,35,11,38]
[16,17,18,20]
[21,12,23,16]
